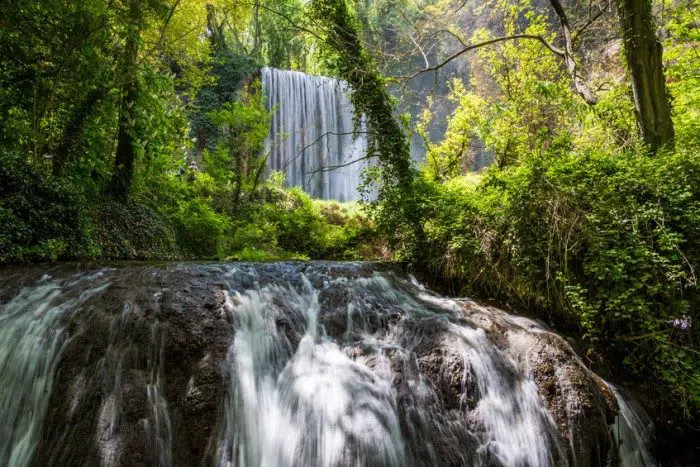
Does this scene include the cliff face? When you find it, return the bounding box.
[0,262,641,466]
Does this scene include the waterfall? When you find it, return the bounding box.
[0,271,110,467]
[262,67,368,201]
[609,386,657,466]
[0,262,663,466]
[217,275,406,467]
[451,324,567,465]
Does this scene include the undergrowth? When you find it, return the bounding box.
[418,145,700,412]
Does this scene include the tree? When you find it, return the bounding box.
[206,82,270,205]
[617,0,675,151]
[400,0,675,152]
[109,0,143,201]
[310,0,426,253]
[403,0,601,106]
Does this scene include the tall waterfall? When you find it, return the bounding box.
[262,67,367,201]
[0,262,661,466]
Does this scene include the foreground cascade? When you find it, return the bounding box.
[0,262,655,466]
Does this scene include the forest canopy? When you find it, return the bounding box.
[0,0,698,414]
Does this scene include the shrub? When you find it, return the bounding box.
[420,147,700,410]
[0,152,91,262]
[93,200,178,260]
[172,198,229,258]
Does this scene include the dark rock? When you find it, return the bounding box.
[0,262,642,466]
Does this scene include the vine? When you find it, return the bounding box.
[309,0,426,255]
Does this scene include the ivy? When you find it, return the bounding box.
[309,0,426,257]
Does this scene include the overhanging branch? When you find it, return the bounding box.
[404,34,565,81]
[549,0,599,104]
[404,9,599,106]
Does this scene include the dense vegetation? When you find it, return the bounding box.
[0,0,379,262]
[0,0,697,415]
[410,3,700,412]
[389,3,700,413]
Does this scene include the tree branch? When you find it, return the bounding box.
[403,34,564,81]
[549,0,599,104]
[306,153,375,175]
[281,130,370,171]
[148,0,183,56]
[572,0,611,44]
[255,3,323,41]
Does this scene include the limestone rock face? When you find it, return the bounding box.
[31,265,233,466]
[457,300,618,466]
[0,262,630,466]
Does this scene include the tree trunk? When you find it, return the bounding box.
[206,4,228,54]
[53,87,107,176]
[109,0,141,201]
[617,0,674,151]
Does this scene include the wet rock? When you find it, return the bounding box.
[0,262,639,467]
[463,303,617,466]
[32,265,232,466]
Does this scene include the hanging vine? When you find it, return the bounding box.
[309,0,426,255]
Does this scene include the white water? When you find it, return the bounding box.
[95,300,174,467]
[145,320,172,467]
[218,277,405,466]
[610,386,656,466]
[0,263,662,466]
[217,269,569,466]
[452,324,567,466]
[262,67,368,201]
[0,272,110,467]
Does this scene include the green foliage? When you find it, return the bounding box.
[172,198,229,258]
[190,51,259,156]
[257,0,310,69]
[664,1,700,148]
[418,5,639,179]
[132,65,192,197]
[419,134,700,412]
[0,152,91,262]
[93,200,178,260]
[0,149,179,262]
[224,186,379,260]
[403,0,700,413]
[205,81,270,203]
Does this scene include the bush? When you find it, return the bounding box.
[93,201,178,260]
[0,151,183,263]
[222,186,380,260]
[0,152,91,262]
[419,147,700,410]
[172,198,229,258]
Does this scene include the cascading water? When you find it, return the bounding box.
[0,271,110,466]
[609,386,656,466]
[450,324,567,465]
[262,68,368,201]
[0,262,660,466]
[217,275,406,467]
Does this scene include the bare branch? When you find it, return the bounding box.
[403,34,565,81]
[572,0,611,43]
[255,3,323,41]
[409,33,430,69]
[281,130,371,171]
[549,0,599,104]
[306,153,376,175]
